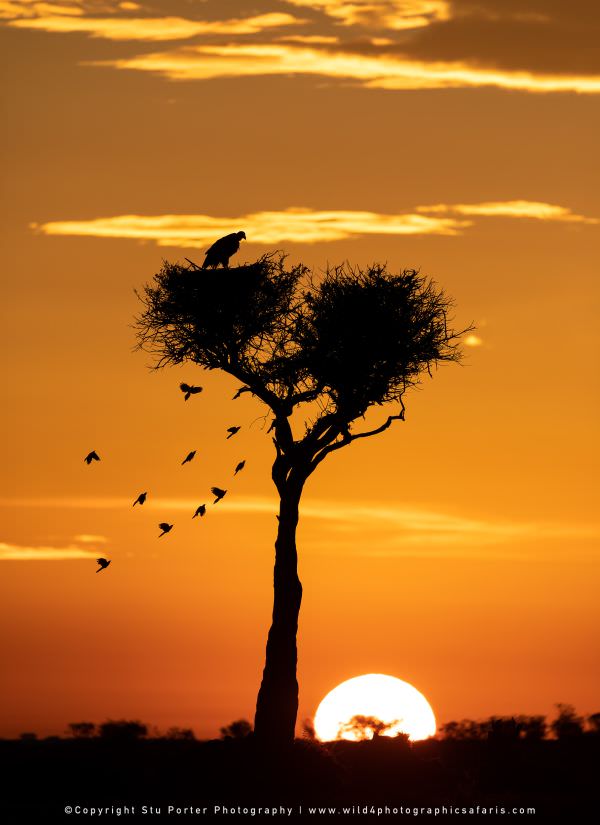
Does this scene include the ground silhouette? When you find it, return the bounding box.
[135,255,471,748]
[1,711,598,822]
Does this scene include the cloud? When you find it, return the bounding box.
[392,0,600,76]
[93,41,600,94]
[1,496,597,559]
[418,200,600,223]
[3,2,600,91]
[32,200,599,248]
[284,0,451,30]
[0,540,98,560]
[7,12,305,41]
[0,1,84,20]
[33,208,469,247]
[73,533,108,543]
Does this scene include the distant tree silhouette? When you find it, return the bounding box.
[18,732,37,741]
[338,715,400,741]
[301,718,317,740]
[587,713,600,735]
[219,719,253,739]
[164,726,195,740]
[67,722,96,739]
[551,704,584,739]
[98,720,148,741]
[516,715,547,741]
[441,715,548,741]
[135,254,470,747]
[440,719,487,740]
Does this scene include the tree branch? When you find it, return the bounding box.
[310,399,405,470]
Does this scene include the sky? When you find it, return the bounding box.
[1,0,599,739]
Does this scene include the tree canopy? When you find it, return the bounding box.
[135,254,468,469]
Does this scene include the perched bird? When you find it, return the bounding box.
[158,522,173,537]
[226,426,241,439]
[180,382,203,401]
[234,460,246,476]
[202,231,246,269]
[133,492,147,507]
[181,450,197,465]
[193,504,206,519]
[96,558,111,573]
[211,487,227,504]
[84,450,100,465]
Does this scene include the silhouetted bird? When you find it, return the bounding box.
[181,450,196,465]
[226,426,241,439]
[202,231,246,269]
[84,450,100,464]
[96,558,111,573]
[193,504,206,519]
[180,382,203,401]
[234,460,246,475]
[158,522,173,537]
[133,492,147,507]
[211,487,227,504]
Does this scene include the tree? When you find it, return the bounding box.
[67,722,96,739]
[338,715,400,741]
[220,719,253,740]
[135,254,470,748]
[164,727,196,740]
[550,704,584,739]
[98,720,148,741]
[587,712,600,735]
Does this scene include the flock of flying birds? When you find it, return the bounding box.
[85,381,246,573]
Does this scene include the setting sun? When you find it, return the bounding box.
[313,674,437,742]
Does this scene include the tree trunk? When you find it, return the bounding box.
[253,477,304,748]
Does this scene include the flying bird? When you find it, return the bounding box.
[84,450,100,465]
[96,558,111,573]
[158,522,173,537]
[202,231,246,269]
[193,504,206,519]
[180,382,203,401]
[211,487,227,504]
[181,450,197,465]
[226,426,241,439]
[133,492,147,507]
[234,460,246,476]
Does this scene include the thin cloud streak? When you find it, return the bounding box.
[0,541,98,560]
[418,200,599,223]
[284,0,451,29]
[94,42,600,94]
[33,209,469,247]
[33,200,599,248]
[1,496,597,552]
[7,12,305,41]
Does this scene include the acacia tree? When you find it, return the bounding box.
[135,254,470,748]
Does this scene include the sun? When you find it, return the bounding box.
[313,673,436,742]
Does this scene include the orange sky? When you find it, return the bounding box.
[1,0,599,739]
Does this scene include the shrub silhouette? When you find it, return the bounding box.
[136,254,470,747]
[98,720,148,741]
[67,722,96,739]
[220,719,253,740]
[551,704,585,739]
[164,727,196,740]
